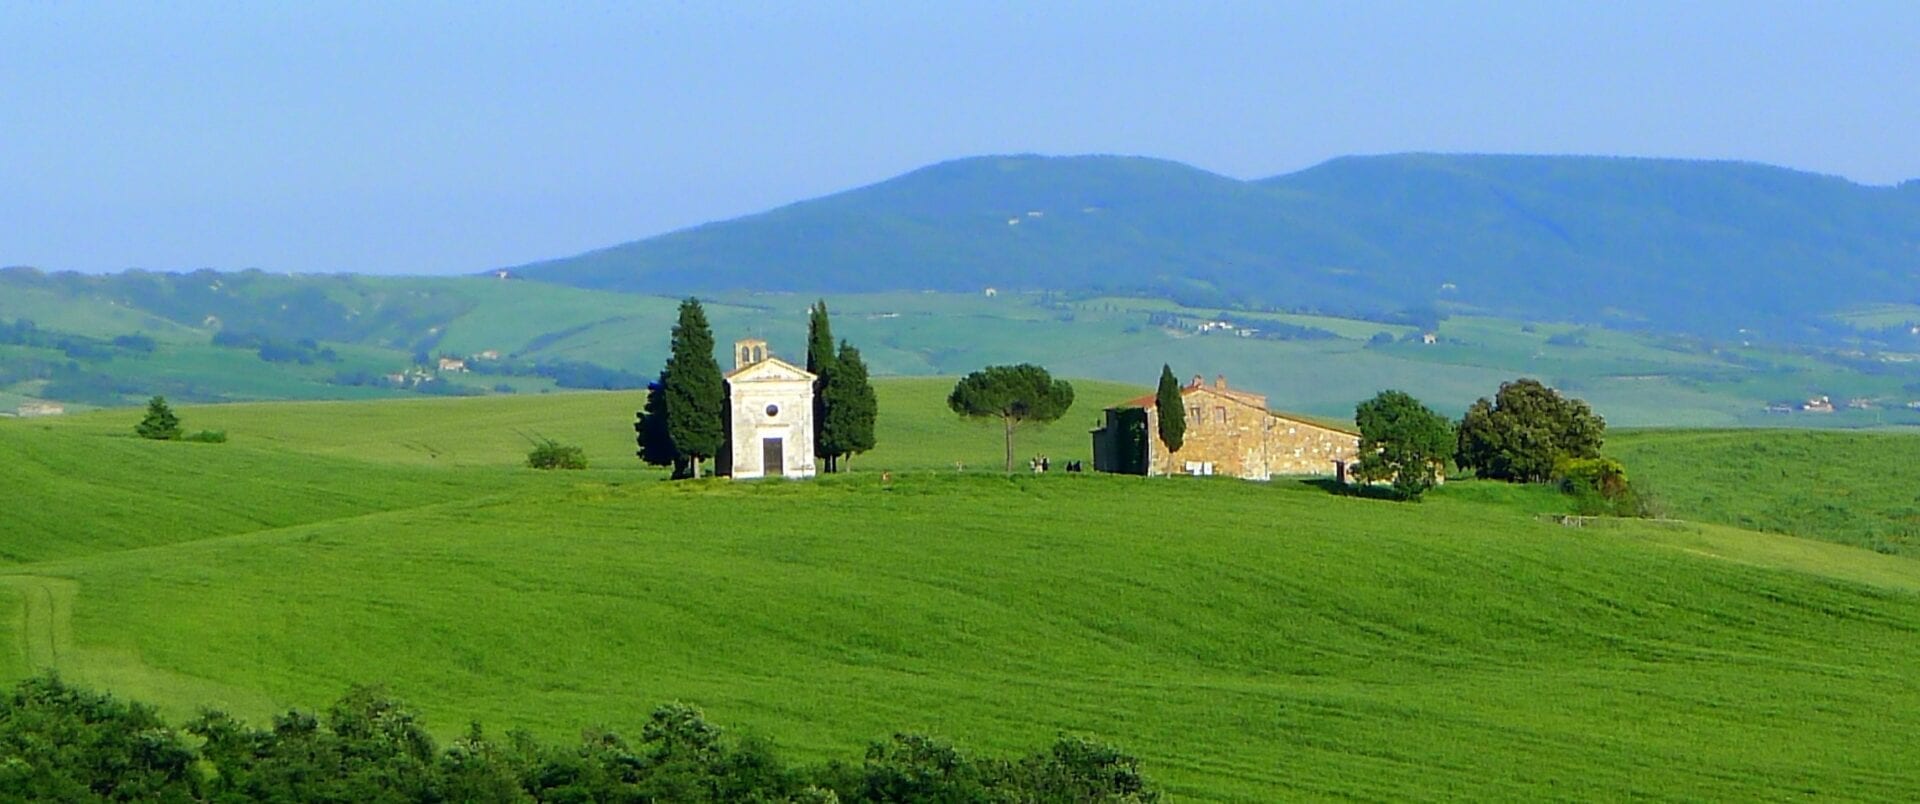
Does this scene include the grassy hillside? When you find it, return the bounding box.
[4,390,1920,799]
[1614,428,1920,556]
[14,377,1142,475]
[511,153,1920,336]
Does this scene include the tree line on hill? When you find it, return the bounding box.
[0,318,156,361]
[0,675,1160,802]
[636,299,878,478]
[1340,378,1635,510]
[0,318,202,405]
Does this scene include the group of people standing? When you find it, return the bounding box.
[1029,455,1084,473]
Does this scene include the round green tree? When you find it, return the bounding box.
[1455,378,1605,482]
[1353,389,1454,500]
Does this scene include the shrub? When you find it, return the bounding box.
[183,429,227,443]
[527,439,588,470]
[1555,456,1626,495]
[1556,456,1653,517]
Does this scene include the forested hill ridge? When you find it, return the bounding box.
[511,153,1920,337]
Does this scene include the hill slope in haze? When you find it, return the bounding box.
[513,153,1920,336]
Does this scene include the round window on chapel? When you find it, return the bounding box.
[765,404,780,417]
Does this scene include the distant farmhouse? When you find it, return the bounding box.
[718,339,817,479]
[17,401,65,417]
[1091,375,1359,480]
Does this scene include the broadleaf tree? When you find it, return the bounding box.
[661,299,726,478]
[1154,364,1184,453]
[1353,389,1454,500]
[1454,378,1605,482]
[819,340,878,470]
[947,364,1075,473]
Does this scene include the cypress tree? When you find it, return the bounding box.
[662,299,725,478]
[821,340,878,470]
[806,300,838,471]
[1154,364,1185,453]
[634,371,689,478]
[135,395,183,441]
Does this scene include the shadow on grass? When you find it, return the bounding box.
[1300,478,1408,501]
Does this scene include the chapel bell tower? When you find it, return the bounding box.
[734,338,768,369]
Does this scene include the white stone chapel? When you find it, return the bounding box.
[718,338,818,479]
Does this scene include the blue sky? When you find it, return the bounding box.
[4,2,1917,275]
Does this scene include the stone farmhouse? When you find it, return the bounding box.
[16,401,65,417]
[717,338,818,480]
[1090,375,1359,480]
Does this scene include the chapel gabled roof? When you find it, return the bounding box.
[725,356,816,383]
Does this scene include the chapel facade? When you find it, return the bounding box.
[717,338,818,479]
[1090,374,1359,480]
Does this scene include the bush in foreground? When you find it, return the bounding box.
[0,676,1159,802]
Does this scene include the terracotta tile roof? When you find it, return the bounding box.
[1103,385,1357,435]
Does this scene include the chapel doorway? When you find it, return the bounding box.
[762,437,784,475]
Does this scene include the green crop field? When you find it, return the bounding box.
[1614,428,1920,557]
[4,383,1920,799]
[11,268,1920,430]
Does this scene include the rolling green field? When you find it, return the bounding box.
[4,384,1920,799]
[1614,428,1920,557]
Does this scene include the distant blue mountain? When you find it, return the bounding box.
[510,153,1920,336]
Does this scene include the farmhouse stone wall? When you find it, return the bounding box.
[1094,375,1359,480]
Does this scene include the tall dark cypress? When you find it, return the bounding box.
[821,340,878,469]
[662,298,725,478]
[805,300,839,471]
[1155,364,1185,453]
[635,370,688,477]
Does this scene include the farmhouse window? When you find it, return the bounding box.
[1214,407,1226,424]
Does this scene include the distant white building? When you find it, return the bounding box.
[17,402,64,417]
[718,339,817,480]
